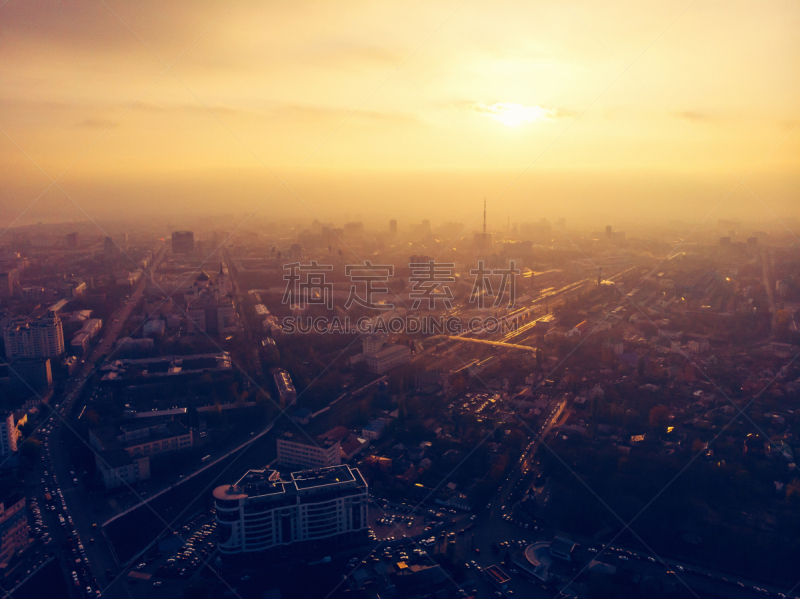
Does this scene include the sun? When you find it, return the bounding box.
[478,103,555,127]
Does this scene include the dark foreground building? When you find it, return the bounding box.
[213,464,368,563]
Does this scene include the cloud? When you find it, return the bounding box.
[471,103,563,127]
[78,118,117,129]
[675,111,712,122]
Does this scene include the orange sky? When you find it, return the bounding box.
[0,0,798,227]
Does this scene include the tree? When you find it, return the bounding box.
[648,406,670,431]
[183,581,210,599]
[445,538,456,562]
[18,438,42,465]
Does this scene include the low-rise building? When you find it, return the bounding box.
[0,413,18,458]
[276,432,341,470]
[272,368,297,406]
[142,319,166,338]
[90,420,194,459]
[688,338,710,354]
[90,420,192,488]
[96,451,150,490]
[484,565,511,591]
[366,344,411,374]
[70,332,90,356]
[362,418,387,441]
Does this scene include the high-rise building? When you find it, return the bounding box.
[8,359,52,395]
[0,489,29,564]
[3,312,65,360]
[389,219,397,236]
[0,413,18,458]
[343,222,364,240]
[213,464,368,561]
[65,232,79,249]
[172,231,195,254]
[0,270,20,299]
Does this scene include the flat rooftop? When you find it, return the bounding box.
[484,565,511,585]
[291,465,355,490]
[213,465,365,502]
[551,536,577,556]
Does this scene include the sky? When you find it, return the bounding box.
[0,0,798,230]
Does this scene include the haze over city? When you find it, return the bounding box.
[0,2,798,599]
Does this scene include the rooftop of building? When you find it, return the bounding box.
[291,465,355,490]
[370,343,410,359]
[551,536,577,556]
[279,431,338,449]
[213,464,366,502]
[484,564,511,585]
[363,418,387,432]
[92,420,191,452]
[272,369,295,393]
[100,449,140,469]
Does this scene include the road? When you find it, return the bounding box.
[441,336,537,352]
[410,397,568,598]
[439,388,789,599]
[37,246,166,599]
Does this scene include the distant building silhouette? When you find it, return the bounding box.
[171,230,195,254]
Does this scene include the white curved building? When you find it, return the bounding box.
[213,465,368,561]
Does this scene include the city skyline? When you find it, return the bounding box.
[0,3,798,599]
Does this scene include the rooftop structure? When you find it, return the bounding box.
[484,564,511,590]
[100,352,232,382]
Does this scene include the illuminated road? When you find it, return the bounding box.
[440,336,536,352]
